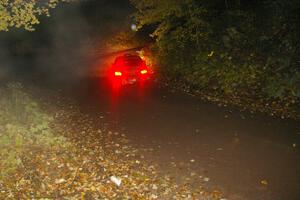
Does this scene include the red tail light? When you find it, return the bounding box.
[140,69,148,75]
[114,71,122,76]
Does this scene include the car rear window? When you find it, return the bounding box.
[115,55,143,67]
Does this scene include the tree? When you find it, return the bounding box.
[0,0,70,31]
[130,0,300,99]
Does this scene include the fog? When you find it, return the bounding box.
[0,0,133,84]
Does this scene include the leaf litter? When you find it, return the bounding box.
[0,91,225,200]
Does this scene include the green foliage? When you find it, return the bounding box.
[0,0,71,31]
[130,0,300,102]
[0,83,68,178]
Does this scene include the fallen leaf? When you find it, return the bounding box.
[261,180,268,186]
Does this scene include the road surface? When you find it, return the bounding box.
[40,78,300,200]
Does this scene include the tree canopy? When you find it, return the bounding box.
[130,0,300,99]
[0,0,69,31]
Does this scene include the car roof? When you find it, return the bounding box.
[117,53,141,59]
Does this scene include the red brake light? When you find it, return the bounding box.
[140,69,148,75]
[114,71,122,76]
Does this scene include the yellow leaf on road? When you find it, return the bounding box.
[261,180,268,186]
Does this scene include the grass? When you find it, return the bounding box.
[0,82,68,179]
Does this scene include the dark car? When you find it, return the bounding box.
[109,54,152,85]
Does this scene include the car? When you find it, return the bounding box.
[108,54,152,86]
